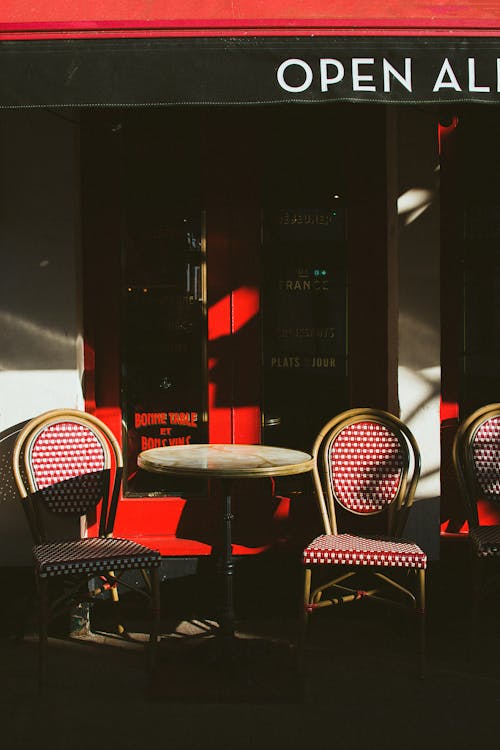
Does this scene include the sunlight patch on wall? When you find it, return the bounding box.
[0,369,84,431]
[397,187,434,225]
[0,309,73,348]
[399,365,440,500]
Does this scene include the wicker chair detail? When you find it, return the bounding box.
[12,409,162,694]
[452,403,500,626]
[300,408,426,676]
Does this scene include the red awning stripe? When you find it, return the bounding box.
[2,17,500,40]
[2,0,500,36]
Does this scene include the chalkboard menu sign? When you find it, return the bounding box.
[121,212,208,496]
[262,207,348,451]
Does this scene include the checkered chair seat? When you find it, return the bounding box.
[34,537,162,578]
[303,533,427,569]
[470,525,500,557]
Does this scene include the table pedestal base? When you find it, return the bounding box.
[216,478,236,643]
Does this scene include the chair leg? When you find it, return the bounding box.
[15,590,35,643]
[149,567,161,670]
[37,575,49,695]
[297,566,311,674]
[470,551,483,656]
[417,568,426,679]
[109,572,126,636]
[146,567,161,697]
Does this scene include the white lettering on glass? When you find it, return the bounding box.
[383,58,412,92]
[433,58,462,92]
[320,59,345,91]
[275,55,500,99]
[468,58,491,92]
[277,59,313,93]
[352,58,376,91]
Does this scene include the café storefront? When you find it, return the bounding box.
[1,1,500,566]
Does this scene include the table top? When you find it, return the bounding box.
[137,443,314,479]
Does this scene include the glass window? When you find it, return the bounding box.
[118,113,207,495]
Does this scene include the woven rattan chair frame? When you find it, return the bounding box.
[452,403,500,527]
[452,403,500,626]
[12,409,161,694]
[13,410,119,543]
[300,408,426,677]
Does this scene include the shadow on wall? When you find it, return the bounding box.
[0,309,78,370]
[0,421,34,565]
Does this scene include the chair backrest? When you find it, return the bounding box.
[452,403,500,528]
[12,409,123,544]
[311,408,421,537]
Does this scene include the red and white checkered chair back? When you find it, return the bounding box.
[311,409,420,536]
[471,416,500,502]
[453,404,500,528]
[453,403,500,529]
[28,420,109,515]
[13,409,123,542]
[327,420,404,514]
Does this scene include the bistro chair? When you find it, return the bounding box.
[452,403,500,632]
[12,408,162,693]
[300,408,426,676]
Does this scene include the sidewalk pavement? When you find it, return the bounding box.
[1,540,500,750]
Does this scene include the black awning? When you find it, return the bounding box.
[1,35,500,108]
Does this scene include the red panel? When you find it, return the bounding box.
[2,0,500,37]
[440,400,459,422]
[232,286,259,334]
[208,293,232,341]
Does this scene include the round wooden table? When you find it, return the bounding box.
[138,444,314,647]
